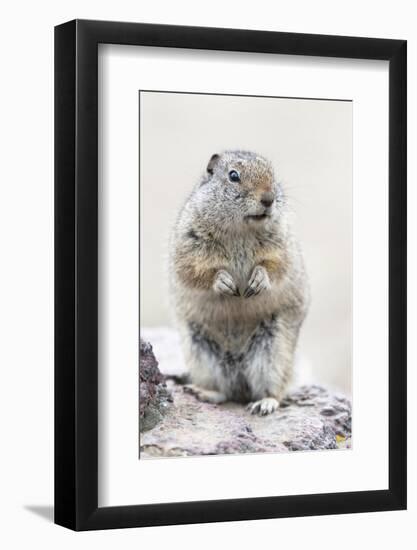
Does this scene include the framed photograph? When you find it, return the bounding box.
[55,19,406,530]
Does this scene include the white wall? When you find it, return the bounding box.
[141,91,352,392]
[0,1,415,549]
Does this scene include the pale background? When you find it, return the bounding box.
[0,1,416,549]
[141,91,352,393]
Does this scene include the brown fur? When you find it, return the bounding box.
[256,249,288,282]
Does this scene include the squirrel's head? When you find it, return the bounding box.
[197,150,282,230]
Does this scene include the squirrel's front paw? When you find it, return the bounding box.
[213,269,240,297]
[244,266,271,298]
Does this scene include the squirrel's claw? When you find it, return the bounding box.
[244,265,271,298]
[243,287,255,298]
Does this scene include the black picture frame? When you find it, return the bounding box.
[55,19,407,531]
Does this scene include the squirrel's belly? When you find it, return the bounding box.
[180,285,281,348]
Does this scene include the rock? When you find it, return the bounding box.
[139,329,352,457]
[139,339,172,432]
[140,382,352,457]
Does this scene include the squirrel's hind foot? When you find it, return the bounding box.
[183,384,227,405]
[246,397,279,416]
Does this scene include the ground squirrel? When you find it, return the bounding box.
[170,150,309,415]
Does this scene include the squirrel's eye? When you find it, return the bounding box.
[228,170,240,183]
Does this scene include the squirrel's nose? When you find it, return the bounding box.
[260,192,275,208]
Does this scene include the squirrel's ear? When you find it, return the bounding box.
[206,153,220,175]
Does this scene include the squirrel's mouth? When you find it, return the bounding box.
[245,213,269,221]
